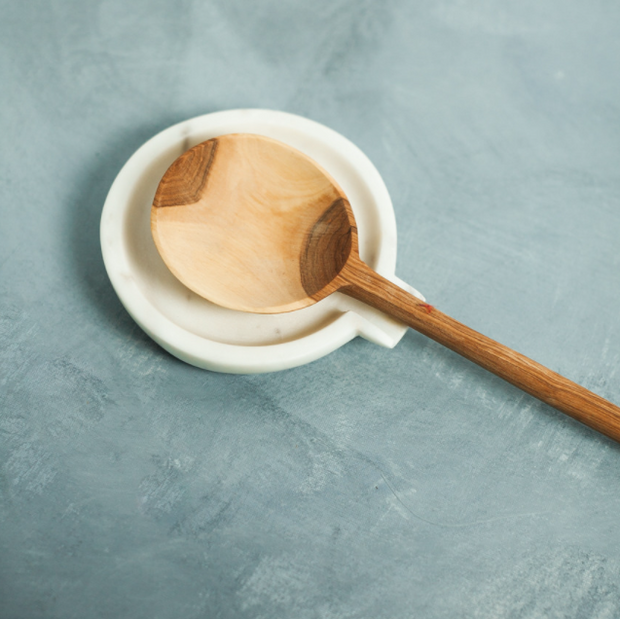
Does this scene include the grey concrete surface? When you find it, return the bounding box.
[2,1,620,618]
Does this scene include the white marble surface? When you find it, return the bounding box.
[100,109,424,372]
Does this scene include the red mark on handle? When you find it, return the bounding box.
[420,303,434,314]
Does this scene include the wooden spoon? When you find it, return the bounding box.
[152,133,620,443]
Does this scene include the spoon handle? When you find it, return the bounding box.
[341,258,620,443]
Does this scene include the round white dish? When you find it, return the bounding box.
[100,109,423,373]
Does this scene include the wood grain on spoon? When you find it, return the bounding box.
[152,134,356,313]
[152,133,620,443]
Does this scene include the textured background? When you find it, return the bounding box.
[2,1,620,618]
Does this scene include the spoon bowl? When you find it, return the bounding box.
[152,134,357,313]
